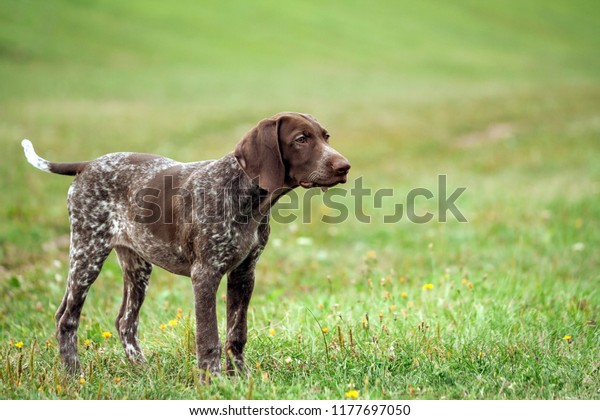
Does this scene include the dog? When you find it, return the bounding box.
[22,112,350,380]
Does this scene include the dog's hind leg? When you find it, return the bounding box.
[114,246,152,364]
[55,238,111,374]
[55,180,117,374]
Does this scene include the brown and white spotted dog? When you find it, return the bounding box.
[22,112,350,380]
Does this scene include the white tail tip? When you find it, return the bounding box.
[22,139,51,173]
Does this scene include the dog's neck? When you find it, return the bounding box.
[216,153,293,222]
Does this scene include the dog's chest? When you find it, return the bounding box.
[199,219,265,272]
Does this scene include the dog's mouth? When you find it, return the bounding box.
[299,175,347,192]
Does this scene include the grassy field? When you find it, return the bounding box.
[1,0,599,399]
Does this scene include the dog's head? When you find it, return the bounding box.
[234,112,350,193]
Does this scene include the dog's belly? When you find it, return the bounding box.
[111,221,191,276]
[136,243,193,277]
[113,221,262,278]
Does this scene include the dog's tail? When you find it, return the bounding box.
[21,140,89,176]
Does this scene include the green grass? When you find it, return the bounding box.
[1,0,599,399]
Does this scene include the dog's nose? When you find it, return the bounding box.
[333,159,351,176]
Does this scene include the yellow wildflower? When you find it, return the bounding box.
[114,377,121,384]
[57,385,62,393]
[399,277,406,283]
[269,328,276,336]
[467,282,473,289]
[102,331,112,339]
[461,278,468,285]
[345,389,359,399]
[390,304,397,311]
[83,339,91,346]
[322,327,329,333]
[159,323,167,330]
[562,335,572,341]
[168,319,178,326]
[401,292,408,299]
[15,341,24,349]
[79,377,86,385]
[423,283,434,290]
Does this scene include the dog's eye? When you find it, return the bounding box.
[295,135,308,144]
[324,133,330,141]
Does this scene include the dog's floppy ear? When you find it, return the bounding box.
[234,117,285,193]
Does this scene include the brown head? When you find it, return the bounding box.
[234,112,351,193]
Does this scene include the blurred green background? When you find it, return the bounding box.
[0,0,599,399]
[2,0,599,267]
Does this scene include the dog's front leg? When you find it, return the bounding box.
[225,255,257,375]
[191,264,223,383]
